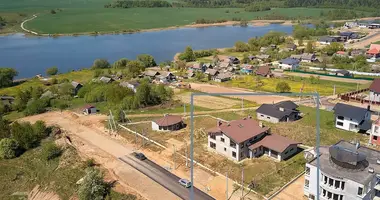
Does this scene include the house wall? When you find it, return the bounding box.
[256,113,280,123]
[370,124,380,145]
[279,144,298,161]
[335,111,370,132]
[152,122,160,131]
[369,91,380,102]
[279,63,299,70]
[305,163,378,200]
[208,133,241,161]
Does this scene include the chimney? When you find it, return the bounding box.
[259,122,263,128]
[279,107,284,112]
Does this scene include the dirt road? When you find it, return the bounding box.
[285,72,371,84]
[21,112,180,200]
[190,83,293,104]
[271,175,306,200]
[346,31,380,49]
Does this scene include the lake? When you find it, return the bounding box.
[0,24,296,78]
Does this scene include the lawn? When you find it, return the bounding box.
[223,75,366,96]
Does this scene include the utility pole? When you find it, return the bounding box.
[333,85,336,96]
[184,103,186,116]
[134,130,137,150]
[173,144,176,169]
[241,97,244,110]
[185,141,188,167]
[226,172,228,200]
[142,129,146,148]
[241,168,244,198]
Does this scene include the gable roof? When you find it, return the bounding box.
[256,104,298,119]
[216,73,232,80]
[336,51,346,55]
[71,81,82,88]
[208,119,269,143]
[369,44,380,51]
[219,62,230,68]
[256,54,270,59]
[248,134,301,153]
[154,115,183,126]
[255,66,271,76]
[99,76,113,83]
[370,79,380,93]
[333,103,369,121]
[335,70,350,75]
[301,53,315,60]
[286,43,297,49]
[280,58,300,65]
[274,100,298,110]
[144,70,160,77]
[319,36,337,42]
[205,69,219,76]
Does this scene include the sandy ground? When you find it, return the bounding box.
[20,111,263,200]
[285,72,372,84]
[346,31,380,49]
[271,175,306,200]
[176,92,241,109]
[28,185,61,200]
[189,83,293,104]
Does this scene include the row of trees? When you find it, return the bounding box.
[0,68,18,88]
[105,0,172,8]
[195,18,227,24]
[0,16,6,28]
[234,31,287,52]
[292,25,330,40]
[178,46,218,62]
[244,5,271,12]
[285,0,380,9]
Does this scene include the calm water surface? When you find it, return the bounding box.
[0,24,296,78]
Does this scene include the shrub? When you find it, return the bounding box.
[0,138,20,159]
[78,168,109,200]
[92,59,110,69]
[33,120,48,139]
[50,9,56,14]
[42,142,62,160]
[46,67,58,76]
[84,158,96,168]
[11,121,40,150]
[23,98,50,116]
[276,81,291,93]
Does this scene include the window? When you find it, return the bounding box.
[340,195,343,200]
[224,147,226,151]
[306,167,310,175]
[334,180,340,189]
[337,121,344,126]
[357,187,363,196]
[210,135,216,140]
[374,136,378,140]
[309,194,315,200]
[240,152,244,158]
[230,141,236,148]
[232,151,236,158]
[210,142,216,149]
[324,176,328,184]
[337,116,344,120]
[304,179,309,188]
[221,137,225,142]
[260,114,264,117]
[267,116,270,119]
[327,192,332,199]
[333,194,339,200]
[322,189,326,197]
[341,182,345,190]
[329,178,333,186]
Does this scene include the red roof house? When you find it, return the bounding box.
[152,114,185,131]
[367,44,380,57]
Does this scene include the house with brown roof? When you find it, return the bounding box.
[367,44,380,58]
[205,68,219,79]
[369,79,380,103]
[214,73,232,82]
[208,118,301,161]
[152,114,185,131]
[255,66,273,77]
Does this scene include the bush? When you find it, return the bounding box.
[0,138,20,159]
[50,9,56,14]
[46,67,58,76]
[33,120,48,139]
[84,158,96,168]
[92,59,110,69]
[276,82,291,93]
[23,98,50,116]
[42,142,62,160]
[78,168,109,200]
[11,121,39,150]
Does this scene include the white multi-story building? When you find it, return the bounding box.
[304,141,380,200]
[333,103,372,133]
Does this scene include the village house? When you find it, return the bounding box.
[71,81,83,95]
[304,140,380,200]
[207,118,301,161]
[333,70,352,77]
[350,49,365,57]
[214,73,232,82]
[114,71,123,80]
[187,70,195,79]
[285,43,297,51]
[143,70,160,80]
[248,55,256,61]
[203,63,213,69]
[228,56,240,64]
[0,96,14,106]
[279,58,300,70]
[190,63,206,72]
[255,66,273,77]
[156,71,176,83]
[119,81,139,93]
[240,64,254,74]
[367,44,380,59]
[340,32,359,40]
[344,21,358,28]
[368,23,380,29]
[369,119,380,146]
[369,79,380,103]
[260,47,268,53]
[335,51,349,57]
[333,103,372,133]
[152,114,185,131]
[83,105,97,115]
[256,101,300,123]
[99,76,114,84]
[318,36,338,45]
[290,53,316,63]
[256,54,270,62]
[205,68,219,80]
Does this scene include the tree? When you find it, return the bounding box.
[212,55,220,65]
[0,138,20,159]
[242,53,250,64]
[126,60,145,78]
[92,59,110,69]
[135,82,151,106]
[0,117,10,139]
[234,41,249,52]
[180,46,195,62]
[50,9,56,14]
[298,38,304,46]
[0,68,18,88]
[137,54,156,68]
[42,142,62,160]
[23,98,50,116]
[11,121,39,150]
[78,168,109,200]
[306,41,314,53]
[276,82,291,93]
[33,120,48,139]
[324,42,344,56]
[46,67,58,76]
[174,60,186,71]
[31,86,44,99]
[112,58,130,69]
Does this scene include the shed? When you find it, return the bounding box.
[255,66,272,77]
[83,105,97,115]
[99,76,114,84]
[71,81,83,95]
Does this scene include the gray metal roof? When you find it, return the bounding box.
[256,103,298,119]
[280,58,300,65]
[333,103,368,122]
[310,141,380,185]
[274,100,298,110]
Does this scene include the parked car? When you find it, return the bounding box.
[178,178,191,188]
[133,152,147,161]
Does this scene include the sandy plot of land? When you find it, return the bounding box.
[346,31,380,49]
[285,72,371,84]
[272,175,306,200]
[190,83,293,104]
[176,92,241,109]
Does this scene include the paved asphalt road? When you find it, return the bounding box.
[119,156,215,200]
